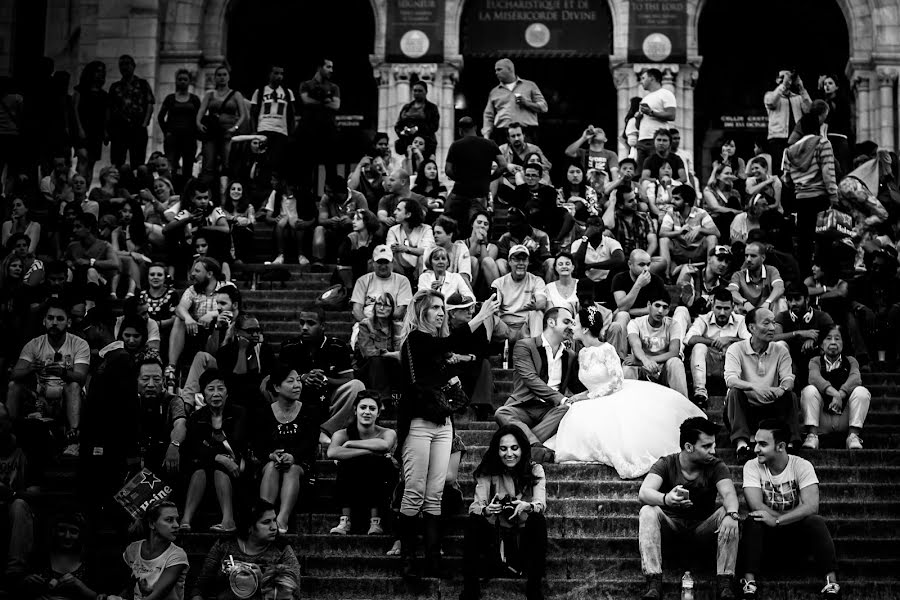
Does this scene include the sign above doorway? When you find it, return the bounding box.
[627,0,687,63]
[386,0,445,62]
[462,0,612,57]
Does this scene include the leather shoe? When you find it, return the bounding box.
[530,444,555,464]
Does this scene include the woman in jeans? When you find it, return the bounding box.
[460,424,548,600]
[396,289,468,579]
[196,65,247,193]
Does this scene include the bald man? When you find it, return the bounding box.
[610,249,692,356]
[376,168,428,231]
[482,58,548,144]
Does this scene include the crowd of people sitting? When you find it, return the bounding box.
[0,55,894,600]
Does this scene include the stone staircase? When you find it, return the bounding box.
[20,225,900,600]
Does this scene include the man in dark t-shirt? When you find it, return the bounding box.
[774,282,834,388]
[638,417,740,599]
[444,116,507,238]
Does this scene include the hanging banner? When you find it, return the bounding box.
[628,0,687,63]
[463,0,612,57]
[386,0,445,63]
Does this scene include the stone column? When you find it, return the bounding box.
[612,64,635,159]
[854,74,871,143]
[373,63,391,137]
[877,68,897,150]
[661,67,676,95]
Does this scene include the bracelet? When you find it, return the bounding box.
[662,493,668,507]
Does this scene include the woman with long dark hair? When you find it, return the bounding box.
[466,211,500,291]
[111,200,149,297]
[387,198,434,279]
[621,96,642,159]
[327,392,398,535]
[460,424,547,600]
[196,65,247,190]
[411,159,447,222]
[222,179,256,263]
[817,74,853,177]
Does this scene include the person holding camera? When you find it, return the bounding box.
[460,424,547,600]
[635,69,677,172]
[764,69,812,174]
[189,500,300,600]
[327,392,398,535]
[394,81,439,159]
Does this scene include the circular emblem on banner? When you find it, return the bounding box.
[400,30,430,59]
[642,33,673,62]
[525,23,550,48]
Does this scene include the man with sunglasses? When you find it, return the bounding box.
[9,299,90,457]
[215,314,276,407]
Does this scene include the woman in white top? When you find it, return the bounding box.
[418,246,469,299]
[1,197,41,255]
[120,500,189,600]
[387,198,434,280]
[745,156,783,213]
[544,251,580,317]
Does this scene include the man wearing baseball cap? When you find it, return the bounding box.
[491,244,548,362]
[677,245,734,321]
[446,292,505,417]
[350,244,412,323]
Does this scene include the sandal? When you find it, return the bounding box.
[209,524,237,534]
[179,523,192,532]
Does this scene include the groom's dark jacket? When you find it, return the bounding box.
[505,336,581,407]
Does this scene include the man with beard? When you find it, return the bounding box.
[739,419,841,599]
[724,308,799,462]
[570,215,626,306]
[278,306,364,445]
[349,152,388,214]
[624,288,689,398]
[511,163,573,249]
[165,257,224,386]
[376,168,428,232]
[728,242,786,315]
[9,300,90,457]
[297,57,341,193]
[773,283,834,388]
[684,288,750,408]
[496,207,554,282]
[603,186,664,275]
[638,417,740,600]
[497,122,552,202]
[162,180,229,273]
[658,185,719,281]
[495,307,577,464]
[677,245,734,329]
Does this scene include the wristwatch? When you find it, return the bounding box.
[727,511,740,521]
[775,517,781,527]
[169,440,181,447]
[90,258,96,267]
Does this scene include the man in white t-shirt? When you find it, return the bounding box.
[636,68,677,172]
[739,419,840,600]
[8,300,91,457]
[491,244,548,351]
[624,288,688,397]
[350,245,413,323]
[250,64,296,167]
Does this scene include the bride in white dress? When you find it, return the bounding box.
[548,305,706,478]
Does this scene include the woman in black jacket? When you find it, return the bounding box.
[393,81,440,159]
[396,289,467,579]
[254,364,322,535]
[818,74,853,177]
[181,368,247,533]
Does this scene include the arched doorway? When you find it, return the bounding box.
[694,0,850,178]
[456,0,617,183]
[225,0,377,161]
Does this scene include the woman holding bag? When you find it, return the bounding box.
[396,289,469,580]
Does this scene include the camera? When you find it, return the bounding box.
[498,494,517,519]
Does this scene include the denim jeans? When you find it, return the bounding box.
[639,505,737,576]
[400,417,452,516]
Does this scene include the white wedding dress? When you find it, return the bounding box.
[547,343,706,479]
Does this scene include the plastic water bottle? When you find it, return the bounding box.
[681,571,694,600]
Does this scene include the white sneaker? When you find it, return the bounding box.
[272,254,285,265]
[802,433,819,449]
[329,516,351,535]
[846,433,863,450]
[368,517,384,535]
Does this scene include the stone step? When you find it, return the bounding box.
[291,513,900,539]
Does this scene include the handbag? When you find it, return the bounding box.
[201,90,236,137]
[404,337,471,418]
[815,207,853,239]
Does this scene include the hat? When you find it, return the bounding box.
[710,244,732,258]
[372,244,393,263]
[446,292,476,311]
[508,244,530,258]
[784,281,809,298]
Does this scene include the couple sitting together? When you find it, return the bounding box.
[496,303,704,479]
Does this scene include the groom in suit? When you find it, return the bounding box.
[495,307,579,463]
